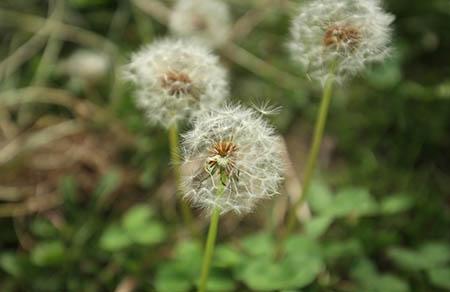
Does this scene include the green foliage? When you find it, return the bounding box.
[388,242,450,271]
[236,233,323,291]
[31,241,66,267]
[0,0,449,291]
[154,240,236,292]
[428,267,450,290]
[100,205,167,251]
[351,259,410,292]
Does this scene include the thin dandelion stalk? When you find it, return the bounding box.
[168,124,196,235]
[197,184,224,292]
[285,74,335,235]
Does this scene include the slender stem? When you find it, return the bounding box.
[285,75,335,235]
[198,185,224,292]
[168,124,195,236]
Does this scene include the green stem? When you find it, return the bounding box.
[168,124,195,236]
[285,75,335,235]
[198,185,224,292]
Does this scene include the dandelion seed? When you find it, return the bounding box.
[169,0,231,47]
[288,0,394,84]
[182,104,285,215]
[123,38,228,128]
[251,99,282,116]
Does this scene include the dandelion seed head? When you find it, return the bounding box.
[123,38,228,128]
[182,104,285,215]
[169,0,231,47]
[60,50,109,82]
[288,0,394,84]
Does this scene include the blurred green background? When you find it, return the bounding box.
[0,0,449,291]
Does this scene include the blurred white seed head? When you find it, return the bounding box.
[169,0,231,47]
[181,104,284,215]
[288,0,394,84]
[59,50,110,82]
[123,38,228,128]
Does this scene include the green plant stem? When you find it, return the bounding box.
[285,75,335,235]
[198,185,224,292]
[168,124,195,236]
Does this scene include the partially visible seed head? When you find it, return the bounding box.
[169,0,231,47]
[182,104,285,215]
[60,50,109,82]
[123,38,228,128]
[289,0,394,85]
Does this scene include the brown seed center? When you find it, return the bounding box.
[161,71,193,96]
[210,141,238,158]
[206,141,239,185]
[323,24,361,51]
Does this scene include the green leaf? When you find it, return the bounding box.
[351,259,409,292]
[214,245,242,268]
[154,262,193,292]
[389,242,450,271]
[351,259,378,283]
[31,241,65,266]
[238,235,322,291]
[379,194,414,214]
[0,253,24,277]
[326,188,378,218]
[206,273,236,292]
[420,242,450,268]
[239,253,322,291]
[122,205,155,230]
[285,234,321,257]
[304,216,333,239]
[428,267,450,290]
[127,222,166,245]
[99,224,132,251]
[93,170,121,203]
[155,241,203,292]
[388,247,424,271]
[308,180,334,213]
[121,205,165,245]
[241,233,274,257]
[323,239,363,260]
[30,218,58,238]
[366,275,409,292]
[174,240,202,260]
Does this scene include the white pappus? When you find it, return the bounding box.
[181,104,285,215]
[123,38,229,128]
[169,0,231,48]
[288,0,394,84]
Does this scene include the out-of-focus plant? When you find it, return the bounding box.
[0,0,449,291]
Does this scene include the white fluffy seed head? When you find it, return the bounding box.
[181,104,285,215]
[123,38,228,128]
[169,0,231,47]
[288,0,394,84]
[60,50,110,82]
